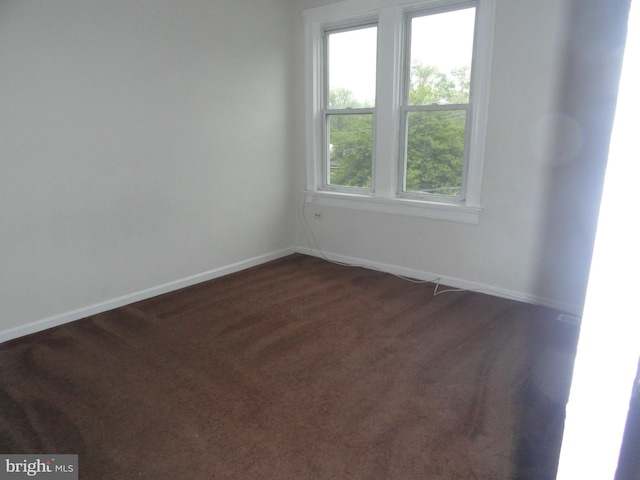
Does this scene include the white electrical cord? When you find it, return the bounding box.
[297,192,553,303]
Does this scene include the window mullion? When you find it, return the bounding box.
[372,6,403,198]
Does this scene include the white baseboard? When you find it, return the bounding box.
[295,246,583,316]
[0,247,296,344]
[1,245,581,345]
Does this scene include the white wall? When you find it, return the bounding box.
[292,0,624,314]
[0,0,624,339]
[0,0,295,336]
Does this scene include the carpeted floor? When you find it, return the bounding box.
[0,254,579,479]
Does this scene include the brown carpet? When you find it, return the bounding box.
[0,254,578,479]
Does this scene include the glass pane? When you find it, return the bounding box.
[327,26,377,108]
[405,109,467,196]
[328,113,373,188]
[408,8,475,106]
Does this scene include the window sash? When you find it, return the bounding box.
[323,24,378,110]
[399,104,471,201]
[322,109,375,192]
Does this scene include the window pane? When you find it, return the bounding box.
[328,113,373,188]
[408,8,475,106]
[327,26,377,108]
[405,109,467,195]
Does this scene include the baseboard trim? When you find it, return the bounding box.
[0,247,296,344]
[2,246,581,344]
[295,246,583,316]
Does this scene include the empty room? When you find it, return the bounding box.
[1,0,637,478]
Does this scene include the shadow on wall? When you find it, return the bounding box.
[532,0,633,477]
[532,0,630,315]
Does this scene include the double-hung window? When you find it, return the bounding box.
[305,0,496,224]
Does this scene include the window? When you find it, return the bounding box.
[325,25,377,191]
[304,0,496,224]
[401,7,475,200]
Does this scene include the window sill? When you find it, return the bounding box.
[304,190,482,224]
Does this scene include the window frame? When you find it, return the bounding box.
[304,0,496,224]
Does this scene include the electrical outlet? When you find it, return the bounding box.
[313,213,322,220]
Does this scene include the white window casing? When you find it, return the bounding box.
[304,0,496,224]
